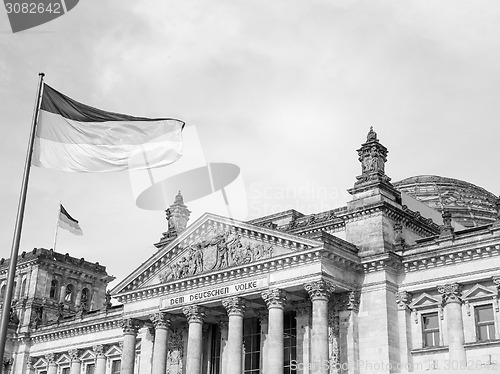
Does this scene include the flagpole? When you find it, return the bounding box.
[53,201,61,251]
[0,73,45,367]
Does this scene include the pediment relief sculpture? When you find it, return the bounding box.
[159,227,274,282]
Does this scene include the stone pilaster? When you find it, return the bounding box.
[294,301,311,374]
[438,283,466,367]
[93,345,106,374]
[45,353,57,374]
[395,291,413,372]
[262,289,287,374]
[257,310,269,374]
[222,297,247,374]
[217,317,229,374]
[150,312,172,374]
[121,318,141,374]
[183,305,207,374]
[305,281,335,374]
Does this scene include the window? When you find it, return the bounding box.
[20,278,27,298]
[422,313,440,347]
[243,317,261,373]
[81,288,90,309]
[65,284,74,302]
[111,361,121,374]
[210,325,221,374]
[61,367,70,374]
[86,364,95,374]
[284,311,297,374]
[475,304,495,341]
[49,279,58,299]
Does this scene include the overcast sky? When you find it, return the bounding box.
[1,0,499,287]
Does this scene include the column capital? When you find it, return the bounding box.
[183,305,207,324]
[149,312,173,330]
[438,283,463,305]
[304,280,335,301]
[261,288,287,309]
[92,345,106,358]
[492,276,500,288]
[121,318,142,336]
[222,297,248,316]
[395,291,413,310]
[68,349,80,362]
[292,300,311,317]
[45,353,56,365]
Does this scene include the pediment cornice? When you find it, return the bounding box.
[111,213,320,296]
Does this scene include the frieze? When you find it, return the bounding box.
[159,227,273,282]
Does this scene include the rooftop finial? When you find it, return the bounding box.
[175,191,184,204]
[367,126,378,141]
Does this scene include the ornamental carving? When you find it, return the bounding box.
[493,276,500,289]
[68,349,80,361]
[216,316,229,329]
[261,289,287,309]
[92,345,105,357]
[45,353,55,365]
[167,329,183,374]
[121,318,141,335]
[183,305,207,323]
[304,280,335,301]
[328,308,340,373]
[355,127,390,186]
[331,290,360,311]
[437,283,463,305]
[222,297,248,316]
[150,312,172,329]
[395,291,412,310]
[159,227,273,282]
[256,310,268,325]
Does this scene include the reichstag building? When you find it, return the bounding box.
[1,128,499,374]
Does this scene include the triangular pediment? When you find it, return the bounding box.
[33,358,46,368]
[55,354,70,365]
[463,284,497,300]
[105,345,122,357]
[112,213,319,296]
[409,292,440,308]
[80,349,95,360]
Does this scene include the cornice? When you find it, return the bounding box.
[114,247,360,304]
[360,252,403,273]
[401,239,500,272]
[27,309,124,344]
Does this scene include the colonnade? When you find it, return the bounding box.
[119,280,337,374]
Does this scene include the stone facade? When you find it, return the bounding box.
[1,129,500,374]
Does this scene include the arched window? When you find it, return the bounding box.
[49,279,58,299]
[65,284,74,302]
[81,288,90,309]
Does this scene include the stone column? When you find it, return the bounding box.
[438,283,466,368]
[262,288,287,374]
[257,310,269,374]
[93,345,106,374]
[183,305,207,374]
[45,353,57,374]
[222,297,247,374]
[304,280,335,374]
[395,291,413,372]
[294,301,312,374]
[120,318,141,374]
[150,312,172,374]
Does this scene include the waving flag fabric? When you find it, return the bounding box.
[32,84,184,172]
[59,205,83,235]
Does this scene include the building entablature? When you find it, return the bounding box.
[28,306,124,344]
[360,252,403,273]
[114,245,360,305]
[400,231,500,273]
